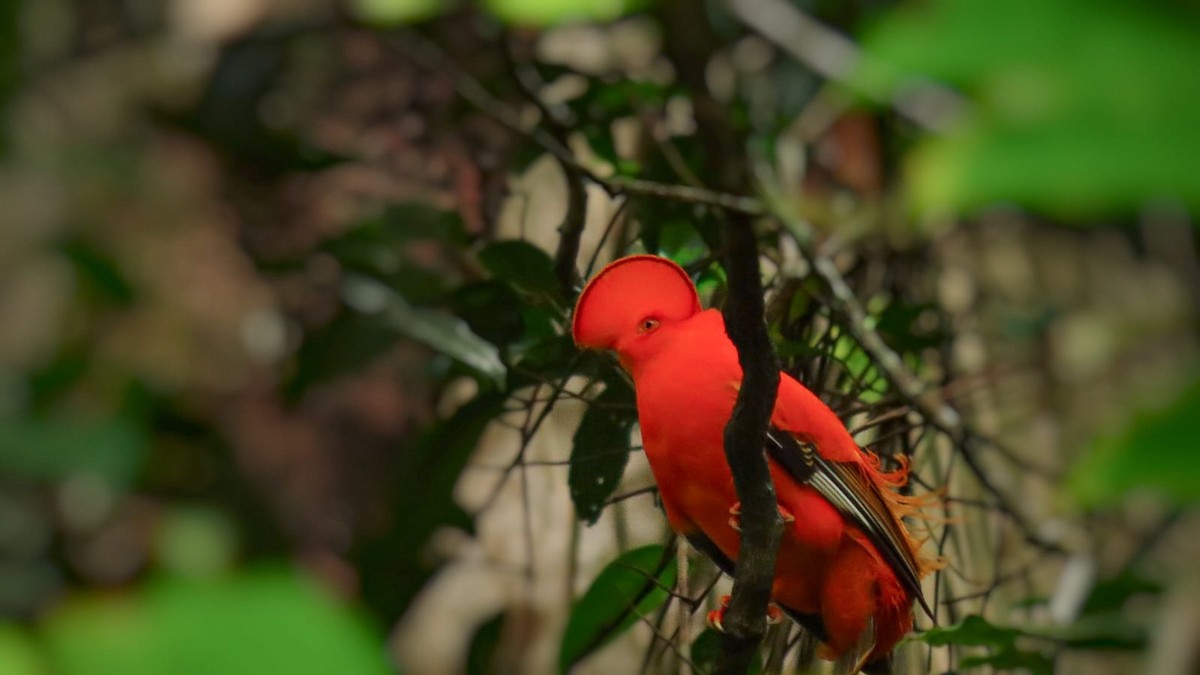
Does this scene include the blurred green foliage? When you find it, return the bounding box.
[0,415,146,487]
[1070,378,1200,507]
[352,0,649,26]
[34,568,391,675]
[858,0,1200,218]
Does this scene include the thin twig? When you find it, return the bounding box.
[504,37,591,289]
[767,194,1066,555]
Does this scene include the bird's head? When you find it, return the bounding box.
[572,255,701,365]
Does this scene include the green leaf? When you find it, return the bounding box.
[41,568,391,675]
[917,615,1051,675]
[857,0,1200,217]
[874,300,946,354]
[1069,377,1200,506]
[689,628,722,673]
[510,334,582,388]
[916,615,1022,648]
[478,240,561,300]
[342,274,507,389]
[288,310,397,397]
[916,612,1145,673]
[569,378,636,524]
[449,281,527,347]
[690,628,764,674]
[656,221,709,267]
[322,204,464,304]
[0,414,146,487]
[483,0,649,26]
[1024,612,1146,651]
[1081,571,1162,615]
[559,544,677,673]
[959,649,1053,675]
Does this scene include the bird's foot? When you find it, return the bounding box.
[727,502,796,532]
[705,595,785,632]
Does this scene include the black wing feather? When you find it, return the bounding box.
[765,428,934,620]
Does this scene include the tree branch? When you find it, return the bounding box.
[717,213,783,675]
[504,37,589,289]
[656,2,783,668]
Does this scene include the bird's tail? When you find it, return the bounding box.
[861,450,947,578]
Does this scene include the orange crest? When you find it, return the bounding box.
[572,255,701,350]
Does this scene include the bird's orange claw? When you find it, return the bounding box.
[727,502,796,532]
[706,594,785,632]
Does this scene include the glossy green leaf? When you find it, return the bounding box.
[569,379,636,524]
[478,240,561,299]
[857,0,1200,217]
[1069,378,1200,507]
[559,544,677,673]
[342,274,507,389]
[41,568,391,675]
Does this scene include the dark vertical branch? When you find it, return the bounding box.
[659,2,783,671]
[716,213,783,675]
[554,165,588,289]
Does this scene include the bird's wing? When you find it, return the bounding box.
[765,428,934,620]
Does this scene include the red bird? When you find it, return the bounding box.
[572,255,936,673]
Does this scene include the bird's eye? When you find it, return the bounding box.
[638,317,660,334]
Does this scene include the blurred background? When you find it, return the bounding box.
[1,0,1198,673]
